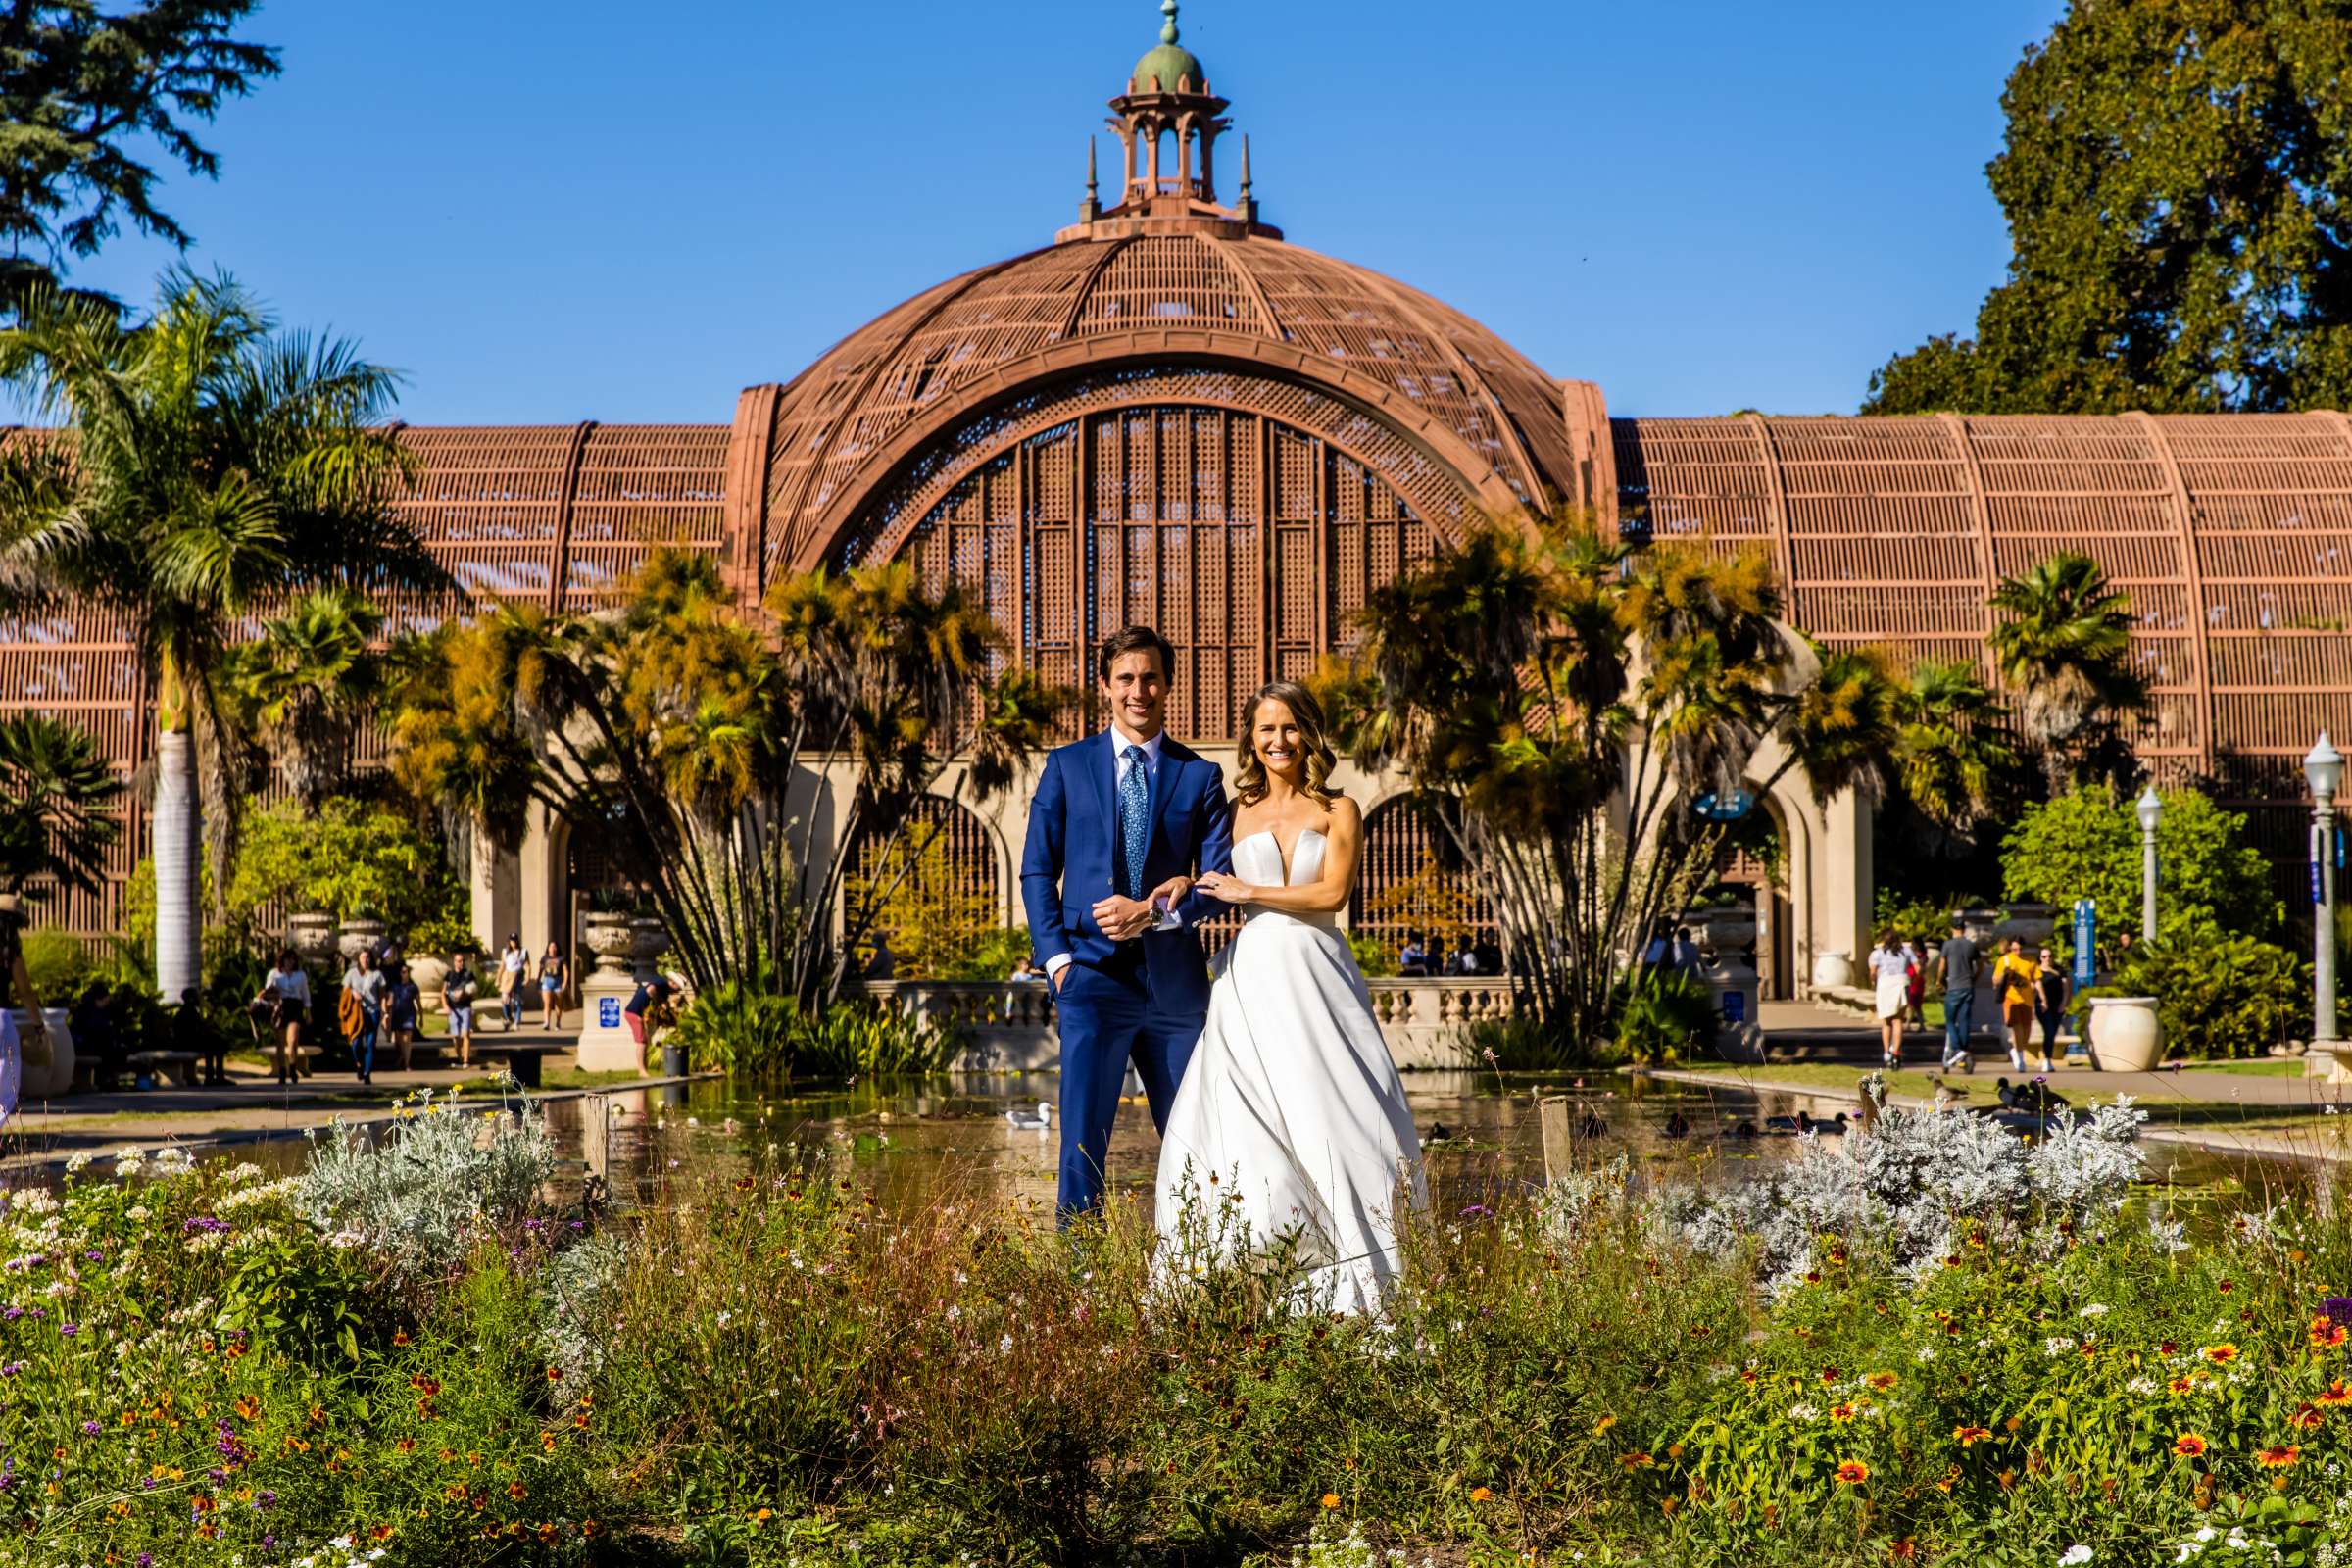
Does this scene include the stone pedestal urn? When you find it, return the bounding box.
[336,918,387,964]
[408,956,449,1013]
[629,916,670,984]
[583,914,636,981]
[1811,950,1854,991]
[286,910,338,966]
[1996,903,2059,950]
[2087,996,2162,1073]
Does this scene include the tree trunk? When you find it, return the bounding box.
[152,726,202,1002]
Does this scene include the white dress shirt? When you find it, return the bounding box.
[1044,725,1182,982]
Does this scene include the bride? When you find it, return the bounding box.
[1152,681,1428,1313]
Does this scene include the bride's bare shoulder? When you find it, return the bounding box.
[1319,793,1361,827]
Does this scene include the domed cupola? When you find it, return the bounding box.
[1066,0,1276,242]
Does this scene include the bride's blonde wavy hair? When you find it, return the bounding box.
[1234,681,1341,808]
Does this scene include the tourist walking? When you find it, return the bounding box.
[1868,932,1913,1069]
[259,952,311,1085]
[1905,937,1930,1027]
[444,951,478,1069]
[498,934,526,1029]
[1993,937,2037,1072]
[536,940,566,1028]
[339,949,385,1085]
[383,963,421,1073]
[1936,921,1980,1074]
[2034,947,2070,1073]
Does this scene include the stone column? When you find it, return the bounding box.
[469,827,520,957]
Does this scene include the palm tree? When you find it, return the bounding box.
[0,713,123,902]
[225,585,384,814]
[0,271,445,1000]
[1986,553,2147,792]
[1893,658,2021,831]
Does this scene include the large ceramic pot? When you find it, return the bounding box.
[2087,996,2162,1073]
[1955,907,2003,953]
[1996,903,2059,950]
[583,915,636,980]
[336,918,387,963]
[629,916,670,983]
[1811,950,1855,990]
[407,956,449,1012]
[1688,906,1757,961]
[286,910,338,965]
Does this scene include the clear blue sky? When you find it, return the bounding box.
[44,0,2067,425]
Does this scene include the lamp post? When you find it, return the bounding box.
[2308,732,2343,1066]
[2135,785,2164,944]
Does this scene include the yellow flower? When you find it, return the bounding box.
[1469,1486,1493,1502]
[1320,1493,1341,1510]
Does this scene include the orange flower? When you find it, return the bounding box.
[1866,1372,1898,1392]
[507,1482,528,1501]
[1953,1425,1992,1446]
[1889,1540,1917,1561]
[232,1396,260,1423]
[1835,1459,1870,1485]
[540,1433,558,1453]
[2173,1434,2209,1458]
[368,1526,394,1543]
[2168,1376,2197,1395]
[1621,1451,1657,1470]
[1830,1403,1860,1424]
[2312,1317,2349,1350]
[394,1439,416,1454]
[1319,1493,1341,1510]
[545,1366,564,1383]
[392,1330,411,1347]
[2292,1404,2327,1431]
[1592,1414,1618,1434]
[2319,1380,2352,1407]
[2203,1344,2239,1365]
[2257,1446,2301,1469]
[1469,1486,1493,1502]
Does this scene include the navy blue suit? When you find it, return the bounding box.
[1021,731,1233,1218]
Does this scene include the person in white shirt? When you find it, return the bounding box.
[499,934,527,1029]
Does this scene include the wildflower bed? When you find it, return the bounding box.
[11,1087,2352,1565]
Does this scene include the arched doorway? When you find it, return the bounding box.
[841,796,1005,980]
[1707,798,1794,1000]
[1352,793,1497,973]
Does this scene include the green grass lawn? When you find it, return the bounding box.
[2176,1057,2309,1077]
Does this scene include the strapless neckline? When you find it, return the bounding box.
[1240,826,1324,885]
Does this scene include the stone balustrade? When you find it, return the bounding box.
[852,976,1516,1073]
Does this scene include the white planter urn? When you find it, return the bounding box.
[286,910,338,966]
[583,916,636,981]
[336,918,387,963]
[629,916,670,983]
[2087,996,2162,1073]
[1811,951,1854,991]
[407,956,449,1013]
[8,1008,73,1100]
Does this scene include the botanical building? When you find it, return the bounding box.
[6,5,2350,995]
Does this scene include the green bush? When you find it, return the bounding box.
[1872,887,1987,941]
[16,924,92,1001]
[667,983,961,1080]
[1614,967,1719,1062]
[2099,923,2305,1058]
[2002,785,2278,938]
[1456,1013,1625,1071]
[932,923,1032,982]
[1348,930,1399,977]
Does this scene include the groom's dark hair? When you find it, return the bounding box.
[1098,625,1175,685]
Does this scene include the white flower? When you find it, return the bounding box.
[1787,1401,1818,1422]
[63,1152,91,1173]
[1914,1347,1936,1362]
[2061,1547,2094,1566]
[2127,1377,2157,1396]
[2044,1336,2077,1356]
[2078,1302,2109,1318]
[998,1333,1014,1355]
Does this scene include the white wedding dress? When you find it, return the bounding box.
[1154,827,1428,1314]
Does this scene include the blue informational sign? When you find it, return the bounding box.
[2072,900,2097,990]
[599,996,621,1029]
[1722,990,1747,1024]
[1691,790,1756,822]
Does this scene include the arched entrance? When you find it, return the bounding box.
[841,796,1005,980]
[1352,793,1497,972]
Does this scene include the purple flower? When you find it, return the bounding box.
[79,1421,98,1436]
[1458,1203,1492,1219]
[255,1489,275,1510]
[182,1216,229,1235]
[206,1466,226,1484]
[138,1555,153,1568]
[141,1475,156,1490]
[58,1322,74,1337]
[0,1458,14,1492]
[24,1307,42,1320]
[82,1250,101,1261]
[0,1363,20,1378]
[2323,1297,2352,1329]
[0,1307,17,1321]
[260,1536,274,1551]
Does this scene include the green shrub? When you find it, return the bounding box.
[1614,967,1718,1062]
[2098,923,2305,1058]
[930,923,1033,982]
[667,983,960,1080]
[1348,930,1399,977]
[2002,785,2278,938]
[16,924,91,1001]
[1456,1013,1625,1071]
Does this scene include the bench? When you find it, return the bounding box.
[465,1042,569,1088]
[126,1050,203,1087]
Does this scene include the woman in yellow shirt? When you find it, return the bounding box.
[1993,938,2039,1072]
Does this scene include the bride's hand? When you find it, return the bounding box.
[1194,871,1256,906]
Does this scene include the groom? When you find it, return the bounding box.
[1022,625,1234,1220]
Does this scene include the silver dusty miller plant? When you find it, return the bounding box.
[295,1084,559,1285]
[1657,1076,2146,1295]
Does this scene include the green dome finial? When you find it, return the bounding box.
[1132,0,1204,94]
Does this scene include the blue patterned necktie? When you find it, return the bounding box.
[1118,743,1149,902]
